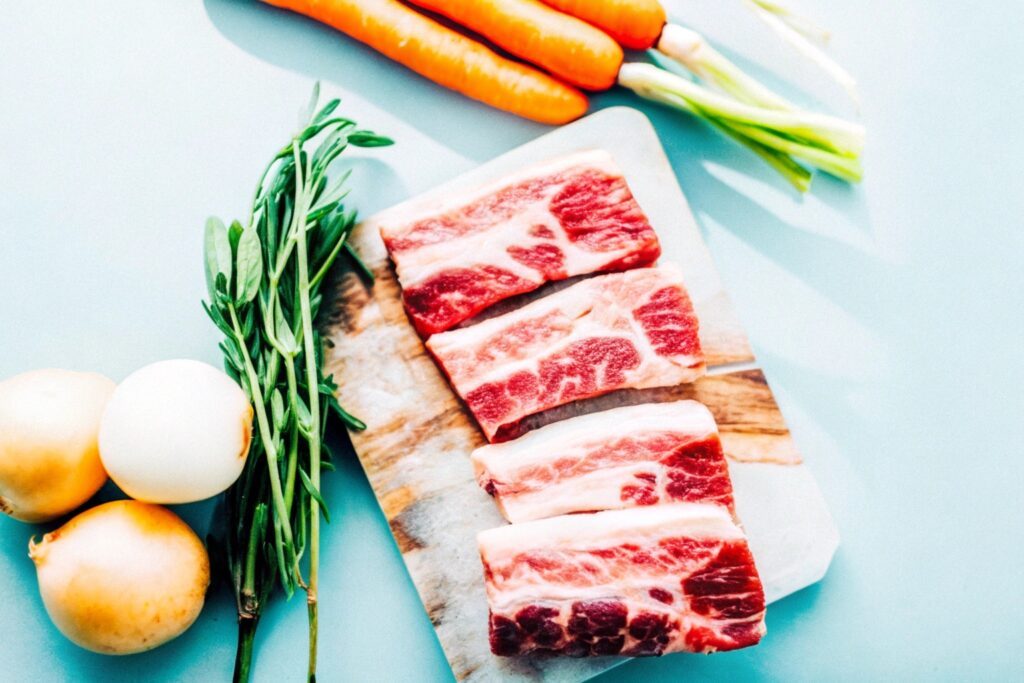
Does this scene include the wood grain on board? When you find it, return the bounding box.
[320,108,832,682]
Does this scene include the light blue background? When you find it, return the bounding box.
[1,1,1021,681]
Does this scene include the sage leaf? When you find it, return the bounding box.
[204,217,232,301]
[235,227,263,304]
[201,300,233,337]
[275,311,298,355]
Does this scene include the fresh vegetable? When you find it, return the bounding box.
[657,24,792,110]
[0,369,114,523]
[407,0,623,90]
[98,359,252,504]
[618,60,863,190]
[29,500,209,654]
[262,0,588,124]
[534,0,863,189]
[540,0,666,49]
[264,0,861,189]
[203,85,391,682]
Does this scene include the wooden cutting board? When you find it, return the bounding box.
[321,107,838,683]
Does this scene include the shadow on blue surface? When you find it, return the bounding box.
[203,0,547,161]
[690,169,883,324]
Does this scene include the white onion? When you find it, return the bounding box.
[99,359,251,504]
[0,369,114,522]
[29,500,209,654]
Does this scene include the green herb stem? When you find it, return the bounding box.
[283,394,300,511]
[227,303,299,584]
[234,616,258,683]
[292,144,325,683]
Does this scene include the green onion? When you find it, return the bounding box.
[618,60,864,191]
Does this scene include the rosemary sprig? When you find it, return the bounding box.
[204,84,392,682]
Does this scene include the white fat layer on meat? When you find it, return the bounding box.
[393,205,645,288]
[427,265,705,393]
[473,401,718,523]
[496,463,660,522]
[391,205,550,287]
[477,503,742,564]
[472,400,715,474]
[371,149,619,239]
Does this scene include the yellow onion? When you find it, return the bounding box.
[0,369,114,522]
[29,500,210,654]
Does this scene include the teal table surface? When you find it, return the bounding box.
[2,1,1021,681]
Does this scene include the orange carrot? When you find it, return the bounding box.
[407,0,623,91]
[540,0,667,50]
[263,0,589,124]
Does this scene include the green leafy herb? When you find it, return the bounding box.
[203,84,391,683]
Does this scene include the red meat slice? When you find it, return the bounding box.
[478,504,766,657]
[472,401,733,522]
[426,266,705,442]
[374,150,661,336]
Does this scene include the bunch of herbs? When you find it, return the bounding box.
[203,84,391,682]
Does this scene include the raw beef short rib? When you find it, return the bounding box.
[472,401,732,522]
[374,150,661,335]
[426,266,705,442]
[478,504,766,657]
